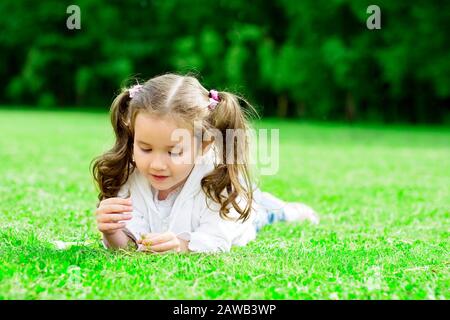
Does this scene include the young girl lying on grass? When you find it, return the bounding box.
[91,73,319,253]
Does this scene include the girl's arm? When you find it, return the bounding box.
[102,230,137,250]
[176,204,253,253]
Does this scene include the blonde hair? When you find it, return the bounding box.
[91,73,259,222]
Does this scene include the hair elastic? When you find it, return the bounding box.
[129,84,143,98]
[208,89,220,110]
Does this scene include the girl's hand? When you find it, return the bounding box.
[95,197,133,235]
[137,232,189,253]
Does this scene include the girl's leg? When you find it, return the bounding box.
[253,189,319,232]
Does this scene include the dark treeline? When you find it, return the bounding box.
[0,0,449,123]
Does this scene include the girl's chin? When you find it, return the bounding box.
[149,177,177,189]
[150,181,170,190]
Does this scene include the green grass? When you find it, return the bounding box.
[0,108,449,299]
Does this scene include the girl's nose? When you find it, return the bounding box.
[149,154,168,171]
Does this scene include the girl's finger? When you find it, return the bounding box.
[98,222,126,232]
[97,213,132,223]
[147,232,174,245]
[142,233,157,239]
[149,239,178,252]
[96,204,133,215]
[140,233,159,244]
[137,233,153,244]
[142,237,157,246]
[101,197,132,206]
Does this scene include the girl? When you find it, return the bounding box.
[91,73,318,253]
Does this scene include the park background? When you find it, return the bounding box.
[0,0,448,299]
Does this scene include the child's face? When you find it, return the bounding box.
[133,113,198,193]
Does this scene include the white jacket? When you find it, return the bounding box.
[116,147,257,253]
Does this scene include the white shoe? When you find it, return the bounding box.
[260,192,320,225]
[284,202,320,224]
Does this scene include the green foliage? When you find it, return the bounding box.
[0,0,449,122]
[0,109,448,298]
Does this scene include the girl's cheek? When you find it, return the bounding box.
[170,156,186,166]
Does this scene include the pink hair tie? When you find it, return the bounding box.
[208,89,220,110]
[129,84,143,99]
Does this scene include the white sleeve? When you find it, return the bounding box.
[117,179,149,242]
[177,199,254,253]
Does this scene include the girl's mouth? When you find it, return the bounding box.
[151,174,168,181]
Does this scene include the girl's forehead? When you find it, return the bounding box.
[135,112,176,126]
[134,112,194,145]
[134,111,191,127]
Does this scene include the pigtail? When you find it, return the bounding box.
[201,91,259,222]
[91,89,135,205]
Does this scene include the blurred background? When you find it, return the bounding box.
[0,0,449,123]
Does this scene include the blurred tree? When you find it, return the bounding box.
[0,0,448,123]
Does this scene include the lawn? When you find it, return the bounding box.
[0,108,448,299]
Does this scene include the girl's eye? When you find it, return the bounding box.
[140,147,152,152]
[169,151,183,157]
